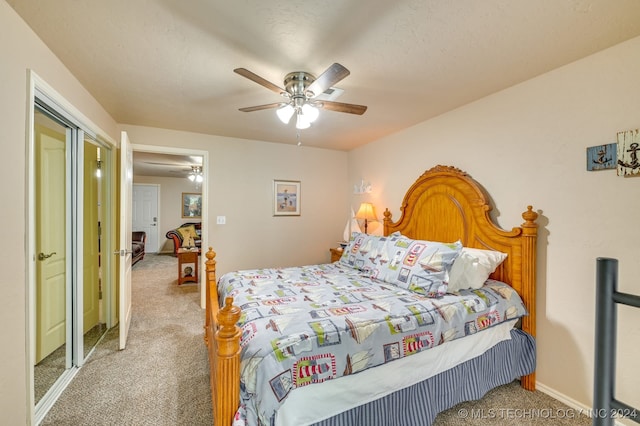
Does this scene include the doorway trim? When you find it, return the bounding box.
[131,144,209,308]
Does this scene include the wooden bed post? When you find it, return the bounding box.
[204,247,242,426]
[520,206,538,391]
[215,298,242,426]
[204,248,217,348]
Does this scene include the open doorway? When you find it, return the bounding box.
[131,145,209,307]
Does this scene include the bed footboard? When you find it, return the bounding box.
[204,248,242,426]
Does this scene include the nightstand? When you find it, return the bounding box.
[329,247,344,263]
[177,248,199,285]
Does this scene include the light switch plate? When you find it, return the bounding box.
[216,216,226,225]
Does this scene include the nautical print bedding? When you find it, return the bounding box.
[218,262,528,426]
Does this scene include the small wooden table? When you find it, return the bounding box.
[177,248,200,285]
[330,247,344,263]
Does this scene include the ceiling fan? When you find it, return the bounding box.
[234,63,367,130]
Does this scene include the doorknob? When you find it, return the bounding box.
[38,252,57,261]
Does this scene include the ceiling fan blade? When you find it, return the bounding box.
[306,63,350,98]
[238,102,283,112]
[317,100,367,115]
[234,68,287,96]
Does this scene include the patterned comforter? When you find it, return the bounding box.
[218,262,528,426]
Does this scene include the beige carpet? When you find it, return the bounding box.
[41,253,590,426]
[41,254,213,425]
[34,322,108,405]
[433,380,591,425]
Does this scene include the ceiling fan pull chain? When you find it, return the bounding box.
[296,131,302,147]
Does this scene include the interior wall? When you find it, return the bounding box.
[5,0,639,422]
[1,1,119,423]
[120,125,349,276]
[133,176,202,253]
[348,36,640,418]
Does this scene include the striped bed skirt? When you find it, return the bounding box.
[312,329,536,426]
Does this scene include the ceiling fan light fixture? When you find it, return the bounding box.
[295,112,311,130]
[276,104,295,124]
[188,165,204,183]
[235,63,367,132]
[301,103,319,123]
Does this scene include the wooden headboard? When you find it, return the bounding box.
[383,165,538,389]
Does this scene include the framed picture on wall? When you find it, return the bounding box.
[273,180,301,216]
[182,192,202,218]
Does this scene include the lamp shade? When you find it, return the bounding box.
[301,103,319,123]
[355,202,377,234]
[276,104,295,124]
[355,202,377,221]
[295,112,311,129]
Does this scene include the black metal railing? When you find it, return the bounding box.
[593,257,640,425]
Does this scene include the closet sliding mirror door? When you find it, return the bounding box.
[82,139,108,358]
[33,108,70,406]
[32,102,113,420]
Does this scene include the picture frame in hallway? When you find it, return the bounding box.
[182,192,202,218]
[273,180,300,216]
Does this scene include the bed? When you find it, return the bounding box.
[204,165,538,426]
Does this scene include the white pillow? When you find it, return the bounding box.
[447,247,507,291]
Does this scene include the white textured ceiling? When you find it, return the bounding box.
[8,0,640,150]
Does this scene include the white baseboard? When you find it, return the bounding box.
[536,381,630,426]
